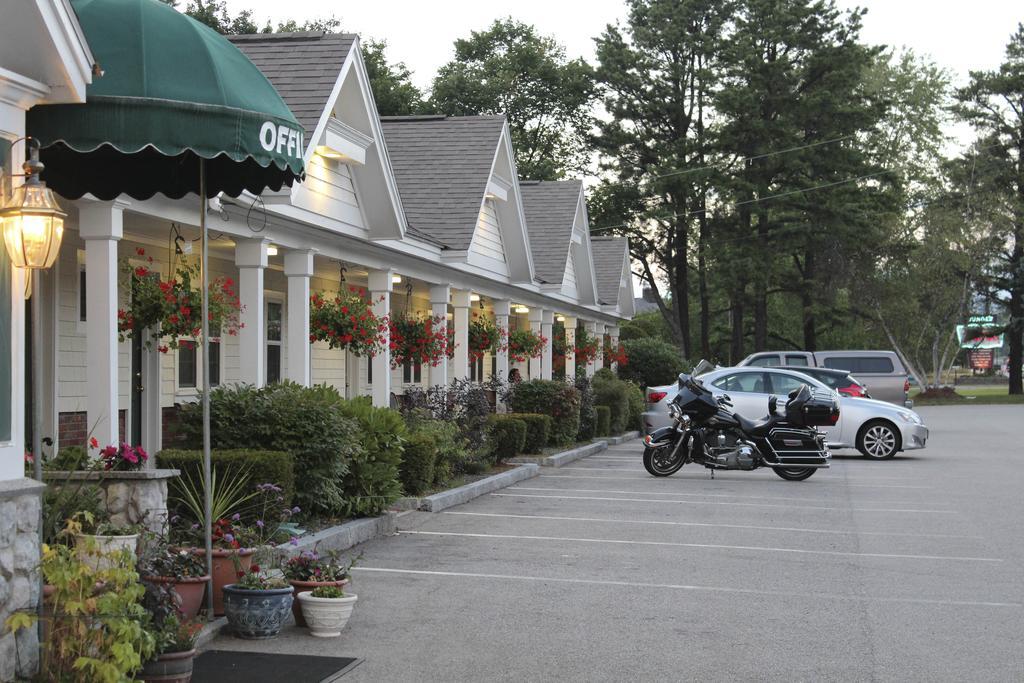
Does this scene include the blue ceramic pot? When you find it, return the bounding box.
[222,584,294,639]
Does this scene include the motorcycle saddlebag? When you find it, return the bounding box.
[785,388,839,427]
[765,427,829,466]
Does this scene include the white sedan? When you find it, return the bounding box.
[642,366,929,459]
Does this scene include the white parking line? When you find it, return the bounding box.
[538,474,934,490]
[399,530,1001,563]
[441,511,979,539]
[510,485,924,506]
[491,492,957,514]
[352,567,1021,608]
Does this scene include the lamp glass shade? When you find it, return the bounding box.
[1,180,66,270]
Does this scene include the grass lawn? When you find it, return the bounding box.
[912,385,1024,405]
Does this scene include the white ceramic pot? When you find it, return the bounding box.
[74,533,139,572]
[297,591,358,637]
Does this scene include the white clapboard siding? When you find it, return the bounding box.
[471,200,506,263]
[562,249,579,299]
[297,155,363,226]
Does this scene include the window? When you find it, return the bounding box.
[491,355,497,379]
[178,343,197,388]
[208,340,221,387]
[768,373,813,396]
[747,355,781,367]
[79,267,87,322]
[822,356,894,374]
[785,354,809,366]
[403,359,422,384]
[711,372,769,393]
[470,356,484,382]
[266,301,282,384]
[366,356,373,384]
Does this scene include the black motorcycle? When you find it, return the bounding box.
[642,365,837,481]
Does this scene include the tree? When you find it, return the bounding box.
[953,24,1024,394]
[161,0,261,34]
[363,39,426,116]
[431,19,596,180]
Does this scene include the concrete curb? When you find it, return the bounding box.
[278,512,398,559]
[509,440,608,468]
[196,616,228,649]
[606,431,640,446]
[420,464,539,512]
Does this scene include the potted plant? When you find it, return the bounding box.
[297,585,358,638]
[468,313,505,361]
[389,311,449,368]
[138,531,211,619]
[282,549,359,627]
[507,329,547,363]
[222,563,293,640]
[74,511,141,572]
[308,288,386,356]
[140,580,203,683]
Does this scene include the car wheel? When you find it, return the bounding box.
[857,420,901,459]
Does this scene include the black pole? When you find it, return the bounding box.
[200,160,214,619]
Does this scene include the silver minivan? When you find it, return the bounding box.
[738,350,911,406]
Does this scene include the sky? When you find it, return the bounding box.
[220,0,1022,150]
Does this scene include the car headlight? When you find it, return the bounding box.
[897,411,922,425]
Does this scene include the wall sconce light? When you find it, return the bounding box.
[556,315,565,322]
[315,145,345,160]
[266,245,279,256]
[470,293,481,302]
[514,305,529,314]
[392,274,402,284]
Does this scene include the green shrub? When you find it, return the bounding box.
[404,412,473,485]
[593,372,630,435]
[399,431,438,496]
[595,406,611,436]
[575,375,596,442]
[176,382,359,517]
[624,380,645,432]
[45,446,90,471]
[506,413,552,454]
[156,449,295,509]
[486,415,527,462]
[508,380,581,447]
[42,483,105,546]
[617,338,687,388]
[335,396,406,517]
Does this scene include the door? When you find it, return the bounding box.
[767,371,841,443]
[709,370,773,419]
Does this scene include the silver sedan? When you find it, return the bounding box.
[642,366,929,459]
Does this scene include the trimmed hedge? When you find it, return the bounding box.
[399,431,438,496]
[506,413,552,454]
[156,449,295,508]
[595,406,611,436]
[486,415,527,462]
[617,338,687,388]
[593,370,630,435]
[508,380,581,447]
[335,396,407,516]
[575,375,596,442]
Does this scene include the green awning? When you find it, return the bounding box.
[27,0,305,200]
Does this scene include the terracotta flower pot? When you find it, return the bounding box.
[288,578,350,627]
[190,548,253,616]
[140,648,196,683]
[142,574,211,619]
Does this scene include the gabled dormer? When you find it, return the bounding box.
[520,180,599,306]
[591,236,636,318]
[380,115,535,284]
[230,32,406,239]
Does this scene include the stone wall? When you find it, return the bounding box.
[0,478,44,682]
[42,470,178,535]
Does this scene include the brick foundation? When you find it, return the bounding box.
[58,410,128,447]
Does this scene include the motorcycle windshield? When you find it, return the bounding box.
[692,359,716,377]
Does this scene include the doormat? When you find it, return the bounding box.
[192,650,360,682]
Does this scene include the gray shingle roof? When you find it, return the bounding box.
[519,180,581,284]
[229,32,355,137]
[380,115,506,251]
[591,236,629,305]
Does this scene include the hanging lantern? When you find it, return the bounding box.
[1,142,65,282]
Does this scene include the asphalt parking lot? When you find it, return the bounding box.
[213,404,1024,681]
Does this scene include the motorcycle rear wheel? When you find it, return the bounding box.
[772,467,817,481]
[643,445,685,477]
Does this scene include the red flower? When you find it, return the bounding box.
[136,247,145,256]
[89,437,99,449]
[236,571,245,578]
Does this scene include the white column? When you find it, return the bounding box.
[583,320,598,378]
[452,289,471,381]
[235,239,269,387]
[494,300,510,406]
[564,316,577,381]
[368,269,392,408]
[141,328,162,458]
[608,324,621,372]
[528,308,543,380]
[284,249,315,386]
[541,309,554,381]
[593,322,606,374]
[430,284,450,387]
[80,201,127,447]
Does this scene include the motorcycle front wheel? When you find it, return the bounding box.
[772,467,817,481]
[643,444,686,477]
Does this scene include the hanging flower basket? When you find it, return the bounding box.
[605,341,628,367]
[309,287,386,357]
[389,312,449,368]
[574,327,600,365]
[507,329,547,363]
[468,313,506,361]
[117,249,241,353]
